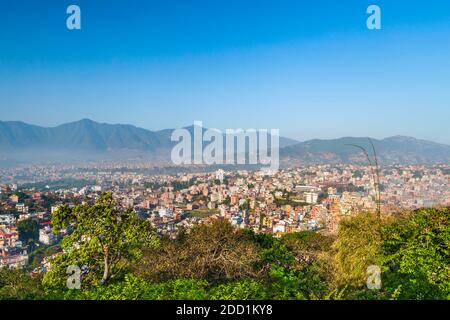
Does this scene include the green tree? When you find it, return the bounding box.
[281,231,334,298]
[0,268,45,300]
[332,212,381,289]
[381,207,450,299]
[17,219,39,244]
[239,200,249,211]
[65,275,208,300]
[43,192,159,288]
[136,220,262,282]
[281,231,334,270]
[209,279,267,300]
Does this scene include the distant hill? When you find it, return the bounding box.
[281,136,450,164]
[0,119,297,164]
[0,119,449,165]
[0,119,298,151]
[0,119,172,151]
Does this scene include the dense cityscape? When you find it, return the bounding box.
[1,163,448,270]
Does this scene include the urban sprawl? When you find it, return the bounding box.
[0,163,449,271]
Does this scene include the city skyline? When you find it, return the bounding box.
[1,1,450,144]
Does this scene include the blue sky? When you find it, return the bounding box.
[1,0,450,143]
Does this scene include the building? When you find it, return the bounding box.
[0,250,28,268]
[16,203,29,213]
[305,192,319,204]
[39,226,59,245]
[273,220,287,234]
[0,227,20,249]
[0,226,28,269]
[158,207,173,218]
[0,214,16,227]
[9,194,19,204]
[216,169,225,183]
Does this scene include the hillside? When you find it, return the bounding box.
[0,119,449,165]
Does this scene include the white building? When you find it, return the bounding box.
[16,203,29,213]
[216,169,225,183]
[0,214,16,226]
[0,252,28,269]
[92,185,102,192]
[158,207,173,218]
[39,226,58,245]
[273,220,287,233]
[305,192,319,204]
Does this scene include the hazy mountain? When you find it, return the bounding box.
[0,119,172,151]
[0,119,449,165]
[281,136,450,164]
[0,119,298,165]
[0,119,298,151]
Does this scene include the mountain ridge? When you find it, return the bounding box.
[0,119,449,165]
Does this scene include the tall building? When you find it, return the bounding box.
[305,192,319,204]
[216,169,225,183]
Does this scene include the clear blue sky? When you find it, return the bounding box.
[1,0,449,143]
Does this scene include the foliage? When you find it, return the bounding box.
[2,204,448,301]
[43,192,159,289]
[209,279,267,300]
[64,275,208,300]
[135,220,263,282]
[380,207,450,299]
[17,218,39,244]
[0,269,45,300]
[332,212,382,288]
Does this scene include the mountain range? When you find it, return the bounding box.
[0,119,449,166]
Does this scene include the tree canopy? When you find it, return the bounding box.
[43,192,159,289]
[1,204,448,300]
